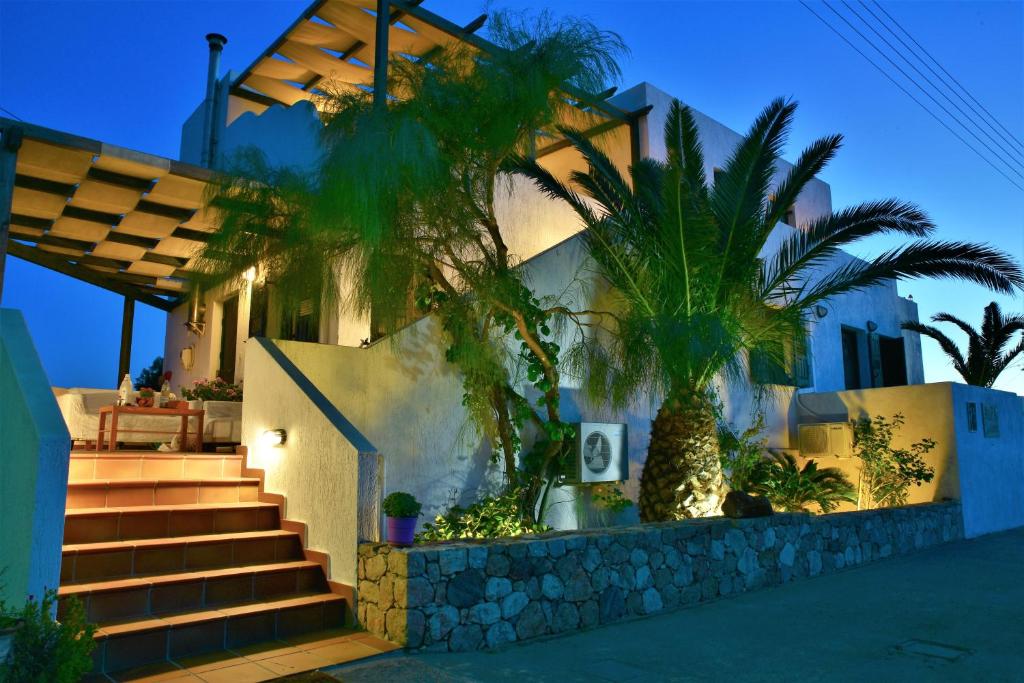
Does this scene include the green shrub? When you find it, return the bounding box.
[382,492,422,518]
[749,452,857,513]
[417,489,549,542]
[1,590,95,683]
[852,414,935,508]
[718,416,773,492]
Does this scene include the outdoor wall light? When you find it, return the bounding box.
[261,428,287,447]
[244,266,257,282]
[866,320,879,332]
[814,305,829,319]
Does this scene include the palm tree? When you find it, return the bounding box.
[749,452,857,514]
[511,98,1024,522]
[902,302,1024,387]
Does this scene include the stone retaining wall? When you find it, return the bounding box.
[356,502,963,651]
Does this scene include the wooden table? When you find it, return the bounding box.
[97,404,205,452]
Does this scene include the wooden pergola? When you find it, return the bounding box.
[228,0,649,159]
[0,121,213,382]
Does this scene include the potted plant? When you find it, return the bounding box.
[382,492,421,547]
[136,387,155,407]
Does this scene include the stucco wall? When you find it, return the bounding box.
[949,383,1024,537]
[0,309,71,606]
[798,382,1024,537]
[266,331,501,526]
[241,337,380,585]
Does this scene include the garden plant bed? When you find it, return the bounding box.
[357,502,963,651]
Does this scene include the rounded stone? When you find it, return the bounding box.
[439,548,468,575]
[469,602,501,625]
[447,569,486,608]
[485,620,517,647]
[501,591,529,619]
[515,602,548,640]
[428,605,459,641]
[552,602,579,632]
[541,574,564,600]
[641,587,663,614]
[449,624,483,651]
[485,577,513,602]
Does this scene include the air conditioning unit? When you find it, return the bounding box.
[798,422,854,458]
[565,423,628,484]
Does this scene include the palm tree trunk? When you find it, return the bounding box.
[639,390,724,521]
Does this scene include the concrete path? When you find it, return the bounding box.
[325,527,1024,683]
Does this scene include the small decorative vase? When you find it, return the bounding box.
[137,397,154,407]
[386,516,417,546]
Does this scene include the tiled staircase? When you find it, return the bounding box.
[59,451,349,676]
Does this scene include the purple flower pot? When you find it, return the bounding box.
[387,516,418,546]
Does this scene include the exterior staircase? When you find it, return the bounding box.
[59,450,350,676]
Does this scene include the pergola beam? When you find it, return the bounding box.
[0,124,23,303]
[389,0,630,123]
[7,241,175,311]
[535,105,653,160]
[118,297,134,385]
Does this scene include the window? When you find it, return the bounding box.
[248,285,268,338]
[782,206,797,227]
[841,327,863,390]
[282,297,319,343]
[749,340,812,388]
[982,404,1000,438]
[966,402,978,433]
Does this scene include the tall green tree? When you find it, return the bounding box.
[902,301,1024,387]
[197,12,625,522]
[512,98,1024,521]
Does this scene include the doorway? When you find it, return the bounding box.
[218,295,239,383]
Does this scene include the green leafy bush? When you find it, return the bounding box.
[853,414,935,508]
[750,452,857,513]
[718,417,773,492]
[0,590,95,683]
[417,489,550,542]
[382,492,422,519]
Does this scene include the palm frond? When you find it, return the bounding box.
[901,321,969,379]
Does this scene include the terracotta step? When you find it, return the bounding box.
[91,593,346,674]
[62,530,305,583]
[59,560,328,623]
[69,452,243,482]
[66,477,261,509]
[64,502,280,544]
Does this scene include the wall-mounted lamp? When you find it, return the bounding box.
[814,305,829,319]
[243,266,257,283]
[866,320,878,332]
[260,428,287,447]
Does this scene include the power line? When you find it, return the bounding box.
[822,1,1024,182]
[799,1,1024,193]
[0,106,23,121]
[846,0,1024,174]
[869,0,1024,156]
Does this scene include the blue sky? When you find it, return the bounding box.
[1,1,1021,392]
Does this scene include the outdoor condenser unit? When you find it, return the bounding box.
[798,422,854,458]
[564,422,628,484]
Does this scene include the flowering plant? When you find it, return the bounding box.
[163,371,173,382]
[181,377,243,402]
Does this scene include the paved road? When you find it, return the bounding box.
[326,527,1024,683]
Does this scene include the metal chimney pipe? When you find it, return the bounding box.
[201,32,228,168]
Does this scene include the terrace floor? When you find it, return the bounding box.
[327,526,1024,682]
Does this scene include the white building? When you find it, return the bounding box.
[162,20,928,529]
